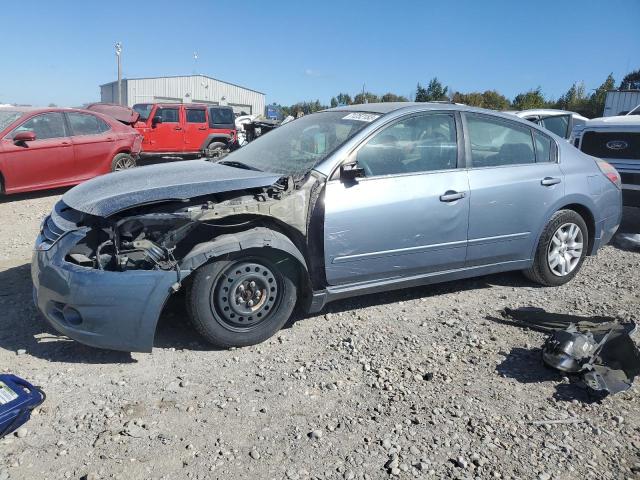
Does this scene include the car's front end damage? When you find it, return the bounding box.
[31,160,323,352]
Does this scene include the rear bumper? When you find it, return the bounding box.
[31,231,178,352]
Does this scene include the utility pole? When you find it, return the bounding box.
[362,83,367,104]
[115,42,122,105]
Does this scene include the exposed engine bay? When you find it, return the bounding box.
[62,173,321,275]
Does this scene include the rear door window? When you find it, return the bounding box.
[13,112,67,140]
[67,112,110,135]
[533,130,554,163]
[186,109,206,123]
[466,115,536,167]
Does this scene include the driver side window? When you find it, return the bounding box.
[14,113,67,140]
[356,113,457,177]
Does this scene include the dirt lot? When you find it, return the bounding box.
[0,189,639,480]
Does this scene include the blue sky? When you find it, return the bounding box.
[1,0,638,107]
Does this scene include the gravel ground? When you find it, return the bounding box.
[0,189,639,480]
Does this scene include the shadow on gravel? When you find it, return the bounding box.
[0,186,70,203]
[611,206,640,253]
[496,348,606,404]
[0,263,134,364]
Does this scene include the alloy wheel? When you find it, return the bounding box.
[114,156,135,170]
[547,222,584,277]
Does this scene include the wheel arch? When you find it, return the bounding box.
[179,225,312,307]
[556,203,596,256]
[200,134,232,151]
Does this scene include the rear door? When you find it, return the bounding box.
[147,106,184,152]
[464,113,564,266]
[66,112,114,180]
[1,112,75,192]
[183,106,209,153]
[324,112,469,285]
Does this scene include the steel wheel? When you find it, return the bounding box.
[114,156,135,170]
[547,222,584,277]
[211,261,280,331]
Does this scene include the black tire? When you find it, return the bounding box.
[186,253,298,348]
[110,153,136,172]
[206,141,228,158]
[523,209,588,286]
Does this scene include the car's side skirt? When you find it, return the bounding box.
[308,259,532,313]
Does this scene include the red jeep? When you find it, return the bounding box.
[132,103,237,158]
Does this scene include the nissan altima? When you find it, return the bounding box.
[31,103,622,352]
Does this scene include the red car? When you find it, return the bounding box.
[132,103,237,158]
[0,107,142,194]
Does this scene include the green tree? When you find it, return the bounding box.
[415,83,429,102]
[620,69,640,90]
[335,93,353,106]
[381,92,409,102]
[330,97,338,108]
[353,92,380,104]
[416,78,449,102]
[555,81,589,114]
[480,90,511,110]
[512,87,550,110]
[586,73,615,118]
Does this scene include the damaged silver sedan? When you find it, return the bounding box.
[31,103,623,352]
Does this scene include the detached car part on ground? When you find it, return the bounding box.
[32,103,623,352]
[500,307,640,395]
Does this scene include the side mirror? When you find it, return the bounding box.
[152,116,163,127]
[340,161,365,182]
[13,131,36,143]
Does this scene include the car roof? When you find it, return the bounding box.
[514,108,588,120]
[324,101,534,124]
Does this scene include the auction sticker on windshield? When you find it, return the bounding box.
[342,113,381,122]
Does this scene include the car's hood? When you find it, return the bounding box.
[63,160,281,217]
[585,115,640,127]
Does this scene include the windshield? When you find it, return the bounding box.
[0,110,23,132]
[223,111,379,176]
[133,103,153,121]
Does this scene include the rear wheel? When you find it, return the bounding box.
[206,141,228,159]
[187,253,298,348]
[110,153,136,172]
[523,209,588,286]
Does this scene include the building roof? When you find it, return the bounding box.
[100,74,265,95]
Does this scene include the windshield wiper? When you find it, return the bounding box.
[217,160,262,172]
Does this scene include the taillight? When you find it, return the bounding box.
[596,159,621,189]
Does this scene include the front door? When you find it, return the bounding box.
[145,106,184,152]
[324,112,469,285]
[1,112,75,192]
[464,113,565,266]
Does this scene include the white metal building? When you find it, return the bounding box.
[100,74,265,115]
[604,89,640,117]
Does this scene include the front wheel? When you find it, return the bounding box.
[186,254,298,348]
[111,153,136,172]
[523,209,588,286]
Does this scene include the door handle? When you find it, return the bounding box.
[541,177,561,186]
[439,191,466,202]
[174,126,183,131]
[198,126,207,130]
